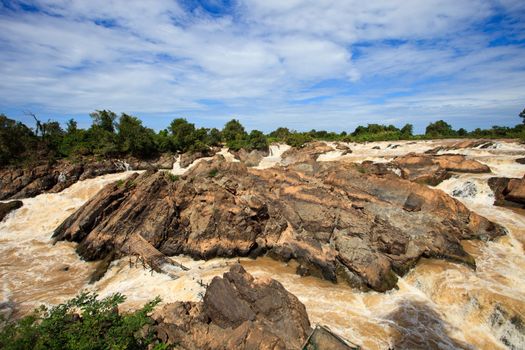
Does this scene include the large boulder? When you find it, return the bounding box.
[0,200,23,222]
[393,153,490,185]
[152,264,311,350]
[53,154,505,292]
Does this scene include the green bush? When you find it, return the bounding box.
[0,292,162,350]
[208,168,219,178]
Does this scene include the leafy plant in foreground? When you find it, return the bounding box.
[0,292,162,350]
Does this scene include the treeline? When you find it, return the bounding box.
[1,109,524,167]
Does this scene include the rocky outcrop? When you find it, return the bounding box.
[152,264,311,350]
[489,176,525,208]
[53,154,505,292]
[0,155,174,200]
[425,139,494,154]
[280,142,334,165]
[0,200,23,222]
[234,149,269,167]
[393,153,491,185]
[516,157,525,165]
[179,148,219,168]
[334,143,352,155]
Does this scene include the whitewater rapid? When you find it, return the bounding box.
[1,140,524,349]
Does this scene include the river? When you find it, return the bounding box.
[1,140,524,349]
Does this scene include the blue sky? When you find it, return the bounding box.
[0,0,524,133]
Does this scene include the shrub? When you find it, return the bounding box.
[208,168,219,178]
[0,292,162,350]
[165,172,179,182]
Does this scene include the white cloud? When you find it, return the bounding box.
[0,0,524,130]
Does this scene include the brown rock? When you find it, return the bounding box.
[281,142,333,165]
[152,265,311,350]
[335,143,352,155]
[234,149,269,167]
[488,176,525,208]
[394,153,490,185]
[0,200,23,222]
[506,175,525,204]
[53,154,505,292]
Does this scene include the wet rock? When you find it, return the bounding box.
[0,200,23,222]
[54,154,505,292]
[506,175,525,204]
[489,176,525,208]
[372,146,381,150]
[335,143,352,155]
[152,265,311,350]
[515,157,525,165]
[0,300,15,327]
[393,153,490,185]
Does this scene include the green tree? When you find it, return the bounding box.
[222,119,247,143]
[246,130,269,151]
[207,128,222,146]
[457,128,468,137]
[66,119,78,134]
[425,120,455,138]
[400,124,413,138]
[269,127,290,140]
[0,114,36,166]
[519,107,525,124]
[285,133,312,148]
[41,121,65,154]
[117,114,156,157]
[90,110,117,133]
[154,129,174,153]
[169,118,197,152]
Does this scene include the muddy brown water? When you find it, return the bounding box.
[1,140,524,349]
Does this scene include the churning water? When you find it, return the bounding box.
[1,140,524,349]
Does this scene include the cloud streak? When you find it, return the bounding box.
[0,0,524,132]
